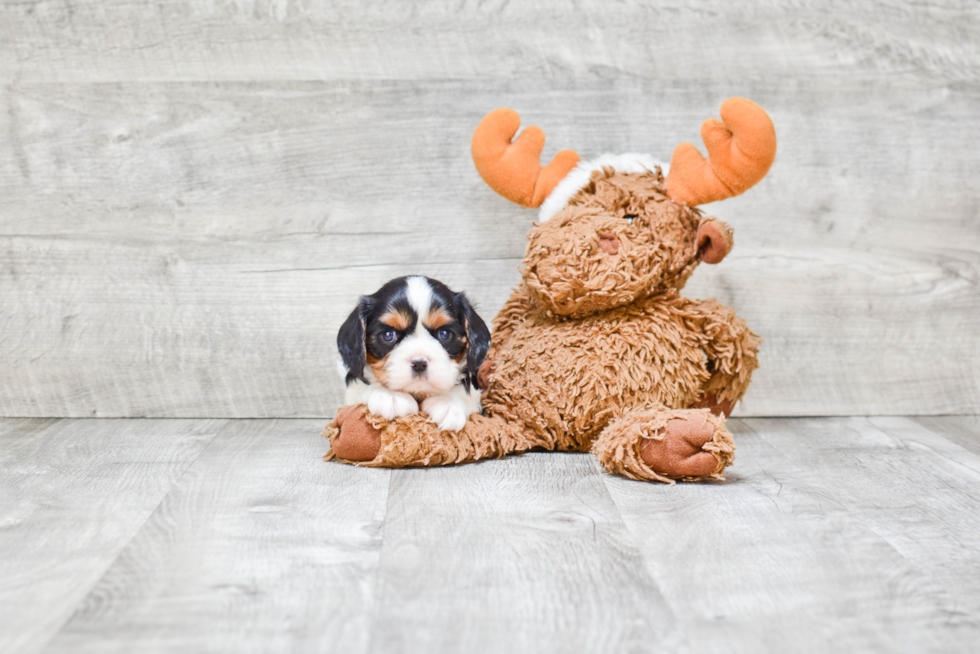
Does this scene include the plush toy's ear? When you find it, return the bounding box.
[471,108,581,208]
[665,98,776,206]
[455,292,491,390]
[697,219,734,264]
[337,297,373,385]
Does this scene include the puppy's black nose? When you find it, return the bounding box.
[411,358,428,374]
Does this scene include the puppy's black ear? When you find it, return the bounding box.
[337,297,373,385]
[456,292,491,390]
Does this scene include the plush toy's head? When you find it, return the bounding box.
[472,99,776,318]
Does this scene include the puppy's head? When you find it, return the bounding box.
[338,276,491,395]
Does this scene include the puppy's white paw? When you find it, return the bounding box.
[366,387,418,420]
[421,394,471,432]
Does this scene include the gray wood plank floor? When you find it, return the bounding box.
[2,417,978,653]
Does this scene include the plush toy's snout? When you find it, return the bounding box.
[522,207,669,317]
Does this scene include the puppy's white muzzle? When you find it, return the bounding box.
[384,334,460,394]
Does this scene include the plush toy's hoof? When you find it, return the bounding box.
[592,407,734,483]
[640,413,720,478]
[330,405,381,462]
[693,394,736,419]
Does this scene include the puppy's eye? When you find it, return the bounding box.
[382,329,396,343]
[623,214,637,224]
[436,328,452,342]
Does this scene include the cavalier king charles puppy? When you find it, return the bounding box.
[337,276,491,432]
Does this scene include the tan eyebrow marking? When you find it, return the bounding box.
[380,310,411,331]
[423,308,453,330]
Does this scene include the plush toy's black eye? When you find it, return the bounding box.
[623,214,637,224]
[437,328,452,342]
[382,329,396,343]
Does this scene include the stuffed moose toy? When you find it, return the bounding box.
[324,98,776,483]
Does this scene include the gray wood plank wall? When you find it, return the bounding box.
[1,1,978,417]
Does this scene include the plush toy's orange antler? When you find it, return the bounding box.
[665,98,777,206]
[471,108,581,208]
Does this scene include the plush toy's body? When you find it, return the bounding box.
[325,99,775,483]
[485,285,755,452]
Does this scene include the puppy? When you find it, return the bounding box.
[337,276,491,432]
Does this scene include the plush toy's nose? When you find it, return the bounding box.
[597,231,620,255]
[411,358,428,374]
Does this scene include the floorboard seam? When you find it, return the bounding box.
[738,416,937,564]
[358,466,395,654]
[34,418,228,654]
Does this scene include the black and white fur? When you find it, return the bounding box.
[337,276,491,432]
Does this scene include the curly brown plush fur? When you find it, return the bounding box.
[325,168,760,483]
[325,101,774,483]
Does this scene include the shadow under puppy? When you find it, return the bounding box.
[337,276,490,432]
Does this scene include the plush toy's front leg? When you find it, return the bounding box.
[323,405,541,468]
[591,405,735,484]
[689,299,761,416]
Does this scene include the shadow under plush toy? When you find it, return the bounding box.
[324,98,776,483]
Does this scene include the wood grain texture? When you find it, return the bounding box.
[911,415,980,456]
[3,416,979,652]
[1,1,977,83]
[0,418,222,654]
[368,454,682,654]
[743,416,980,651]
[604,416,980,653]
[42,419,391,654]
[1,2,979,417]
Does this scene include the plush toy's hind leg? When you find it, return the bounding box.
[591,405,735,483]
[323,404,540,468]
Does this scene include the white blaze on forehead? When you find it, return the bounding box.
[537,153,669,223]
[405,276,434,329]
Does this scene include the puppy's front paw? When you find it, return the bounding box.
[366,387,418,420]
[421,395,470,432]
